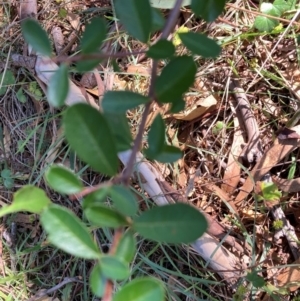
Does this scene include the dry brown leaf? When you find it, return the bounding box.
[280,62,300,101]
[277,258,300,291]
[127,64,151,76]
[273,176,300,193]
[18,0,37,20]
[66,12,80,30]
[52,27,64,54]
[235,125,300,206]
[173,94,217,121]
[222,114,245,194]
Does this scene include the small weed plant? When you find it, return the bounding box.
[0,0,226,300]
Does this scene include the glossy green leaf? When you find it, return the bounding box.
[41,205,100,259]
[145,114,165,158]
[191,0,226,22]
[76,59,102,72]
[150,0,190,8]
[81,17,107,54]
[179,32,221,58]
[133,203,208,243]
[45,165,83,195]
[47,64,69,107]
[0,70,15,96]
[0,186,51,217]
[147,40,175,59]
[102,91,150,113]
[114,0,152,43]
[90,263,106,297]
[85,204,129,228]
[110,185,138,216]
[113,277,165,301]
[151,8,165,32]
[115,231,136,263]
[105,113,132,152]
[155,56,196,103]
[152,145,182,163]
[21,19,52,56]
[101,255,130,280]
[64,103,118,176]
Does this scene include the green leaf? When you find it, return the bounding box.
[47,64,69,107]
[41,205,100,259]
[105,113,132,152]
[152,145,182,163]
[101,255,130,280]
[45,165,83,195]
[145,114,165,158]
[110,185,138,216]
[80,17,107,54]
[90,263,106,297]
[114,0,152,43]
[260,182,282,201]
[147,40,175,59]
[115,230,136,263]
[155,56,196,103]
[150,0,191,8]
[85,204,129,228]
[0,186,51,217]
[4,178,14,189]
[191,0,226,22]
[0,70,15,96]
[179,32,221,58]
[170,98,185,113]
[21,19,52,56]
[76,59,102,72]
[133,203,208,243]
[102,91,150,113]
[64,103,118,176]
[274,0,292,14]
[246,271,265,288]
[82,187,110,209]
[1,169,11,178]
[151,8,165,32]
[254,3,280,32]
[16,87,27,103]
[113,277,165,301]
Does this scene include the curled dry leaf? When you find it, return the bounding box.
[272,176,300,193]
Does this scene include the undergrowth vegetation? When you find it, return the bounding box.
[0,0,300,300]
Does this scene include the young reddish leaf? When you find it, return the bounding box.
[47,64,69,107]
[114,0,152,43]
[41,205,100,259]
[64,103,118,176]
[21,19,52,56]
[179,32,221,58]
[133,203,208,243]
[191,0,226,22]
[155,56,196,103]
[80,17,107,54]
[113,277,165,301]
[102,91,150,113]
[45,165,83,195]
